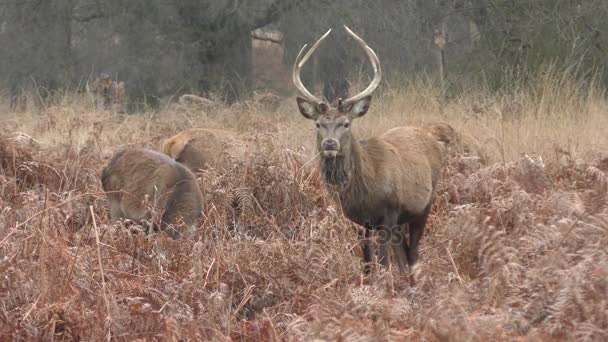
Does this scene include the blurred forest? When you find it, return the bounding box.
[1,0,608,110]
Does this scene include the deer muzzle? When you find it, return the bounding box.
[321,139,339,158]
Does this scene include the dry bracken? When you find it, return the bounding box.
[1,75,608,340]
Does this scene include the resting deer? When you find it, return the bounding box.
[422,121,487,163]
[294,26,444,276]
[161,128,241,172]
[101,148,204,238]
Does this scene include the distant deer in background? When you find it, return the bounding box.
[293,26,444,278]
[87,74,126,113]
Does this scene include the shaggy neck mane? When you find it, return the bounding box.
[319,134,373,197]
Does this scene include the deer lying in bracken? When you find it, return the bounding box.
[294,26,444,276]
[161,128,241,172]
[101,148,204,238]
[422,121,487,163]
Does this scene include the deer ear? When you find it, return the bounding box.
[346,95,372,119]
[297,97,321,120]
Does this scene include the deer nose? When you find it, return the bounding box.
[322,139,339,151]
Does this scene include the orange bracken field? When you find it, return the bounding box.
[1,73,608,340]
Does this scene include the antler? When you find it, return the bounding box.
[342,25,382,106]
[292,28,332,105]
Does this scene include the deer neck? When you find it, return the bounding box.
[319,136,363,194]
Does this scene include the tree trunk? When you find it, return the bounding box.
[197,33,252,103]
[2,0,74,107]
[280,4,350,103]
[319,19,349,103]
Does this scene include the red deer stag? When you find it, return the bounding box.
[294,26,444,276]
[101,148,204,238]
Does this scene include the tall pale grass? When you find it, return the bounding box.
[1,71,608,340]
[3,70,606,164]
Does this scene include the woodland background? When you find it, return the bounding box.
[2,1,608,340]
[2,0,608,107]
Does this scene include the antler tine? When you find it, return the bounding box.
[342,25,382,106]
[292,28,332,105]
[292,44,314,102]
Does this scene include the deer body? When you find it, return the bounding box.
[161,128,240,172]
[321,126,443,271]
[294,26,444,274]
[422,122,487,163]
[327,127,442,224]
[101,148,203,238]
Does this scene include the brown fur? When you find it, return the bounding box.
[422,122,487,163]
[160,128,241,171]
[101,148,203,238]
[321,124,444,273]
[331,127,444,219]
[298,96,445,275]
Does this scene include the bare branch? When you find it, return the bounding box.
[251,33,282,44]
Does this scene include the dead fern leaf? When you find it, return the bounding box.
[231,187,256,217]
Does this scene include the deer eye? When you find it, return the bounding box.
[344,122,350,128]
[315,122,320,128]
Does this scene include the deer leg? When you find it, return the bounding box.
[407,207,431,269]
[377,225,391,269]
[391,225,409,273]
[377,213,399,270]
[109,202,124,222]
[359,228,373,274]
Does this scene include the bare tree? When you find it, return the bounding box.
[172,0,301,103]
[2,0,608,107]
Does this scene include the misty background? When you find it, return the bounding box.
[1,0,607,111]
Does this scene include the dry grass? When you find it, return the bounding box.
[1,75,608,341]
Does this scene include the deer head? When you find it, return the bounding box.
[294,26,382,159]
